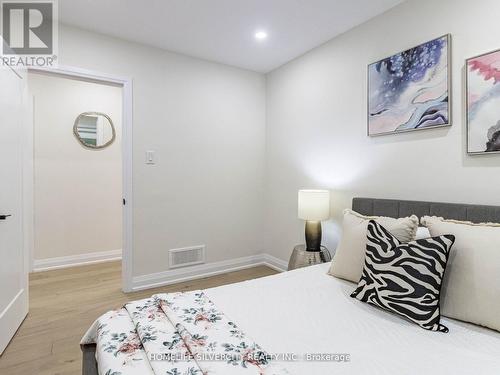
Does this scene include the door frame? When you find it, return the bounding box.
[26,65,134,292]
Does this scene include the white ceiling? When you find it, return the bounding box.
[59,0,404,73]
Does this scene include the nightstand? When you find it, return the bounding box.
[288,244,332,270]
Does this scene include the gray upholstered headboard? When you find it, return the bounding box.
[352,197,500,224]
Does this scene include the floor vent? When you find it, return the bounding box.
[169,245,205,269]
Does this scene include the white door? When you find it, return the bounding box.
[0,65,29,354]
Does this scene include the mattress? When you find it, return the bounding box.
[206,262,500,375]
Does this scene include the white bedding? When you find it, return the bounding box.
[206,263,500,375]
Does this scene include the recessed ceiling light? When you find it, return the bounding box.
[255,31,268,40]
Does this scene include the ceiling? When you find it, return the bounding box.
[59,0,404,73]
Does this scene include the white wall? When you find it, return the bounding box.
[265,0,500,261]
[29,73,122,261]
[57,25,267,276]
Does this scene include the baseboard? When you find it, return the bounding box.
[131,253,288,292]
[261,253,288,272]
[32,249,122,272]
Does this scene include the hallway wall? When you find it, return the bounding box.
[29,73,122,266]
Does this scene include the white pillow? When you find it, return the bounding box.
[421,216,500,332]
[415,226,431,239]
[328,209,418,282]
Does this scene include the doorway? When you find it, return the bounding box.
[26,66,133,292]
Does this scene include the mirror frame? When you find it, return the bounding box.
[73,111,116,150]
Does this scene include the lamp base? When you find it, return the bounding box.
[305,220,322,251]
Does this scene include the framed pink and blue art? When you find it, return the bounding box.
[368,35,451,136]
[466,48,500,154]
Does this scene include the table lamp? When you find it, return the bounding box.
[298,190,330,251]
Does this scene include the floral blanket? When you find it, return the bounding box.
[81,291,289,375]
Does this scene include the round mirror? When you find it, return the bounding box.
[73,112,116,149]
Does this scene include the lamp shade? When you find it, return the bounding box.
[298,190,330,221]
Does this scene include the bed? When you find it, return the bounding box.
[81,198,500,375]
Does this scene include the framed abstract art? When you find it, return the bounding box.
[368,35,451,136]
[466,49,500,154]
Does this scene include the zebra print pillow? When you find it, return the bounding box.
[351,220,455,333]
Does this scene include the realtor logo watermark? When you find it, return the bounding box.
[1,0,58,67]
[149,352,351,363]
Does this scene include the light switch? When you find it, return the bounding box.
[145,150,155,164]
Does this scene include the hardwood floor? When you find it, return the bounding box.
[0,261,278,375]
